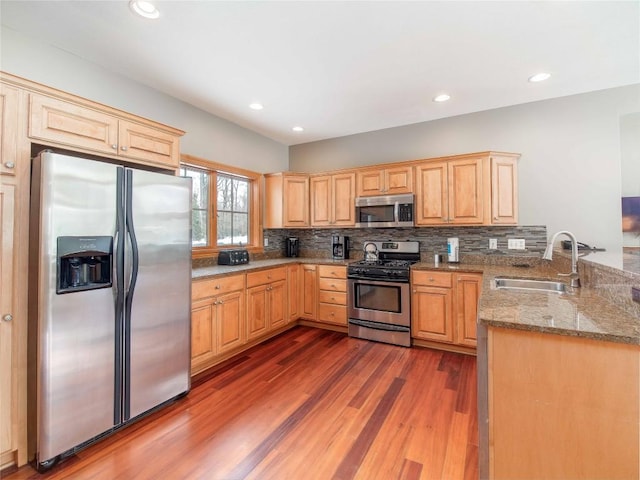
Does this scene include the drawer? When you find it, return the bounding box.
[192,274,245,300]
[318,303,347,325]
[318,265,347,279]
[246,266,287,288]
[318,277,347,293]
[318,290,347,305]
[411,270,452,288]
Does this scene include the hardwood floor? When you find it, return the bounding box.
[5,327,478,480]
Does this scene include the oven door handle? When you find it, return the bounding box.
[347,275,408,284]
[349,318,410,333]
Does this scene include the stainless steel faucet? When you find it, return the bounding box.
[542,230,581,287]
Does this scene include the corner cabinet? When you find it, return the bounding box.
[411,270,482,352]
[264,173,309,228]
[28,92,183,170]
[415,152,519,226]
[310,172,356,227]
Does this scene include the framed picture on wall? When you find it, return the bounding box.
[622,196,640,233]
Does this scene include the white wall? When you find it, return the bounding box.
[290,85,640,252]
[0,27,289,173]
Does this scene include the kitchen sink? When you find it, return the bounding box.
[493,277,569,294]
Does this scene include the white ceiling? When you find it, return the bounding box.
[1,1,638,146]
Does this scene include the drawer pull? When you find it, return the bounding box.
[120,146,128,151]
[215,285,221,289]
[2,314,12,322]
[4,162,15,169]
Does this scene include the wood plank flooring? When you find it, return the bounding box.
[5,326,478,480]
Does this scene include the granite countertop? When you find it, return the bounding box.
[193,256,640,346]
[413,260,639,345]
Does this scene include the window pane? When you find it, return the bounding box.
[217,211,232,245]
[192,209,208,246]
[233,212,249,244]
[217,175,232,210]
[183,168,208,210]
[234,179,248,212]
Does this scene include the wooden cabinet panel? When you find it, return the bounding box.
[0,83,20,176]
[317,265,347,326]
[318,277,346,292]
[455,273,482,347]
[318,290,347,305]
[246,267,286,288]
[191,300,216,364]
[268,280,287,330]
[385,166,413,195]
[317,265,347,279]
[217,290,246,354]
[448,157,484,224]
[193,274,245,300]
[310,172,355,227]
[247,268,288,340]
[310,175,331,226]
[301,265,317,319]
[488,328,640,479]
[356,166,412,196]
[411,270,453,288]
[357,169,384,196]
[265,173,309,228]
[491,156,518,224]
[415,161,447,225]
[246,285,269,340]
[118,120,180,169]
[317,303,347,325]
[411,286,454,342]
[287,264,300,322]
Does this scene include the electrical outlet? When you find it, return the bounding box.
[489,238,498,250]
[507,239,526,250]
[264,237,269,247]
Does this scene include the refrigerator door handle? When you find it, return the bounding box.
[114,167,126,425]
[123,169,140,421]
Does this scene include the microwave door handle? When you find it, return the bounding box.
[394,201,399,223]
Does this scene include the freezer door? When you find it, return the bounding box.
[126,168,191,420]
[33,152,119,462]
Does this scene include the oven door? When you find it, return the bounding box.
[347,277,410,326]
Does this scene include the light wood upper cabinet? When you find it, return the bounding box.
[310,172,355,227]
[415,152,519,226]
[0,83,20,176]
[356,165,413,197]
[28,93,182,170]
[264,173,309,228]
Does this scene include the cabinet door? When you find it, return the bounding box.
[491,156,518,225]
[301,265,317,319]
[283,176,309,227]
[191,299,217,369]
[385,166,413,195]
[287,264,300,322]
[28,93,119,156]
[448,157,484,224]
[0,83,19,176]
[246,285,269,340]
[415,161,448,225]
[217,290,246,354]
[455,273,482,347]
[268,280,287,331]
[332,172,356,226]
[310,175,332,226]
[0,182,15,462]
[118,120,180,169]
[357,169,384,196]
[411,286,454,343]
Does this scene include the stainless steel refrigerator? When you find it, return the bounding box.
[28,151,192,471]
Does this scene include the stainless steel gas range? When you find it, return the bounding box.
[347,240,420,347]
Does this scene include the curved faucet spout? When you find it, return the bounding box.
[543,230,581,287]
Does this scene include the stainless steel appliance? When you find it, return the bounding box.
[347,240,420,347]
[332,235,349,260]
[285,237,299,257]
[28,151,192,471]
[355,194,414,228]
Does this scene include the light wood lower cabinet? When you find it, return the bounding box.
[191,275,246,375]
[316,265,347,326]
[287,264,301,322]
[488,327,640,479]
[246,267,287,340]
[411,270,482,350]
[301,264,317,320]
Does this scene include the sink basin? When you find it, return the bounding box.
[494,277,568,294]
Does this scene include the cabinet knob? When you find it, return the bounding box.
[120,146,128,151]
[330,312,335,316]
[493,216,499,221]
[111,144,118,150]
[2,314,12,322]
[429,277,435,282]
[413,289,417,293]
[215,285,221,289]
[218,300,223,304]
[4,162,15,169]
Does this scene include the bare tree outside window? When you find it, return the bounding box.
[217,173,249,245]
[180,166,209,246]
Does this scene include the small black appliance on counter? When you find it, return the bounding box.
[285,237,299,257]
[332,235,349,260]
[217,249,249,265]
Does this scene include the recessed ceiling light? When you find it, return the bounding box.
[528,72,551,83]
[292,126,304,132]
[433,94,451,103]
[129,0,160,19]
[249,103,264,110]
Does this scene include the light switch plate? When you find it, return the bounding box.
[508,239,526,250]
[264,237,269,247]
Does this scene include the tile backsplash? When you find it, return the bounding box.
[264,225,548,260]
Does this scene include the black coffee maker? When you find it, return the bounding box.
[332,235,349,260]
[285,237,299,257]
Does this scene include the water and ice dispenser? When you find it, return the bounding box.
[57,236,113,294]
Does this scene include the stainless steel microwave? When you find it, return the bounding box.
[355,193,414,228]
